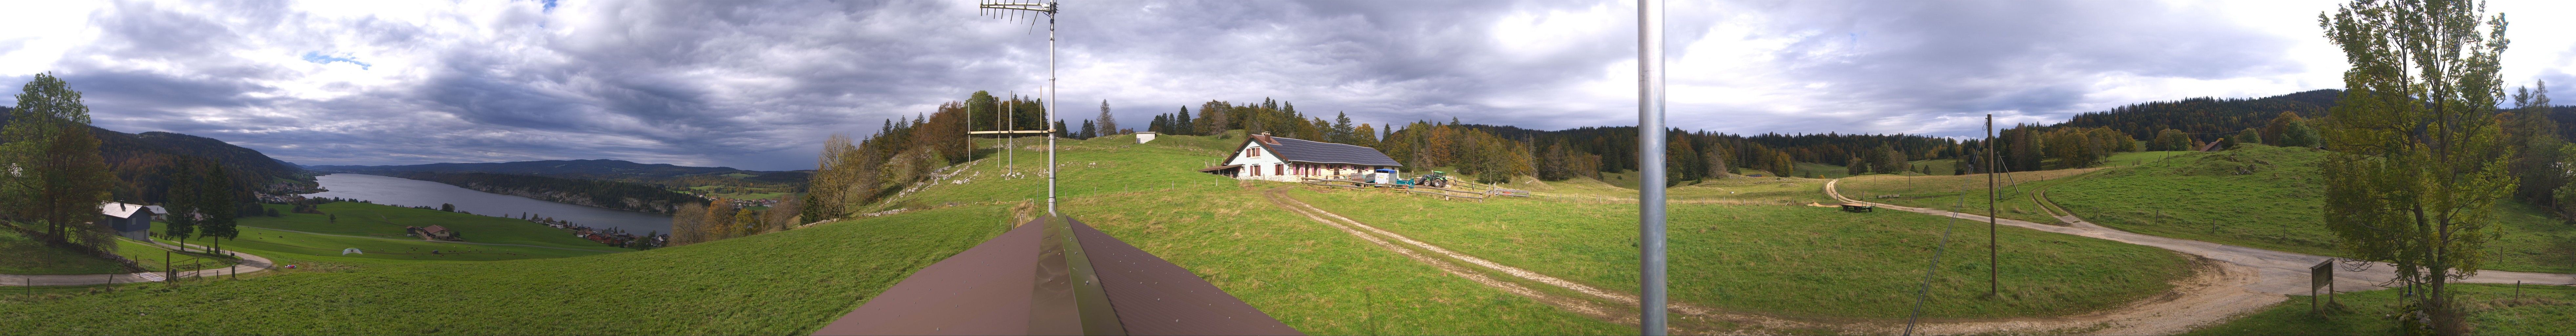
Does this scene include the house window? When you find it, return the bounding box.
[1246,147,1261,158]
[1274,164,1284,176]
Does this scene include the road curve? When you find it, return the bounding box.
[1,238,276,287]
[1822,178,2576,295]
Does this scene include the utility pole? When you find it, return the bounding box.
[973,1,1061,215]
[1636,0,1668,334]
[1986,114,1998,297]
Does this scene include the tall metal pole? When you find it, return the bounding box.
[1636,0,1668,334]
[1010,91,1016,174]
[1044,2,1058,217]
[1986,114,1998,297]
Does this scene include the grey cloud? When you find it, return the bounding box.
[16,0,2362,171]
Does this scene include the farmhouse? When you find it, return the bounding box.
[97,202,156,241]
[1199,132,1401,182]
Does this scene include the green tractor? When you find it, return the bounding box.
[1410,171,1453,188]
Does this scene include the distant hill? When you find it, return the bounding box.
[310,159,777,179]
[309,159,809,196]
[1,106,311,203]
[2056,89,2343,140]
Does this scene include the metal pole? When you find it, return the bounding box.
[1045,2,1058,217]
[1986,115,1998,297]
[1636,0,1668,334]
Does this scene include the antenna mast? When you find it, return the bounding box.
[971,1,1062,216]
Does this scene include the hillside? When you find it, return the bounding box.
[2058,89,2341,140]
[2046,145,2576,273]
[95,128,309,203]
[1,133,1629,335]
[308,159,786,180]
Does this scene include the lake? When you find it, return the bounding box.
[304,173,674,233]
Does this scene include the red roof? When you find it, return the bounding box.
[423,225,449,234]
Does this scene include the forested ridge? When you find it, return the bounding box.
[0,106,303,207]
[386,172,698,214]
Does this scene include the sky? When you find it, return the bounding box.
[0,0,2570,171]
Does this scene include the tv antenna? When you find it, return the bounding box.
[967,1,1061,216]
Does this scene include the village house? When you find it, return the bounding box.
[1199,132,1401,182]
[98,202,156,241]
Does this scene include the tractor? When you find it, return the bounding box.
[1410,171,1453,188]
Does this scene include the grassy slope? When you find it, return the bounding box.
[0,229,130,275]
[156,202,626,266]
[113,238,236,272]
[2185,284,2576,335]
[3,133,1621,335]
[1,205,1014,334]
[1286,187,2192,319]
[1835,167,2108,225]
[240,202,630,252]
[2048,145,2576,273]
[896,134,1622,334]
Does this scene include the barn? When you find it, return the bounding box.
[98,202,155,241]
[1198,132,1401,182]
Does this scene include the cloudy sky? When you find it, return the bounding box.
[2,0,2571,171]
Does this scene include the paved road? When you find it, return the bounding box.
[1823,178,2576,295]
[1,238,275,287]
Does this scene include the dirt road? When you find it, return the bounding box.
[1822,178,2576,333]
[1267,187,2302,335]
[1,238,275,287]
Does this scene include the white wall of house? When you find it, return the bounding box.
[1223,142,1291,181]
[1221,142,1388,182]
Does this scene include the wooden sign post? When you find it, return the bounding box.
[2311,259,2335,315]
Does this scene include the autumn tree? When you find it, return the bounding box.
[667,202,706,245]
[2319,1,2512,333]
[2,72,116,250]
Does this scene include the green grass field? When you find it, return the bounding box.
[1835,167,2107,225]
[238,202,629,251]
[2047,145,2576,273]
[2184,284,2576,335]
[0,228,132,275]
[113,238,236,272]
[153,202,628,266]
[0,205,1014,334]
[888,133,1622,334]
[2,133,1624,335]
[1285,187,2194,320]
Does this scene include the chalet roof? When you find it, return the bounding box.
[1240,134,1401,167]
[100,202,151,219]
[143,205,168,215]
[423,225,450,234]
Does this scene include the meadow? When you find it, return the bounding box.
[1285,186,2194,320]
[2047,145,2576,273]
[1,205,1014,334]
[1833,166,2109,225]
[3,133,1625,335]
[2184,284,2576,335]
[0,229,131,275]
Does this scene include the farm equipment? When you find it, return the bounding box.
[1411,171,1454,188]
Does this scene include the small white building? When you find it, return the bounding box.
[1199,132,1401,182]
[1134,132,1157,144]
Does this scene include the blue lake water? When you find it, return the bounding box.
[304,173,673,233]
